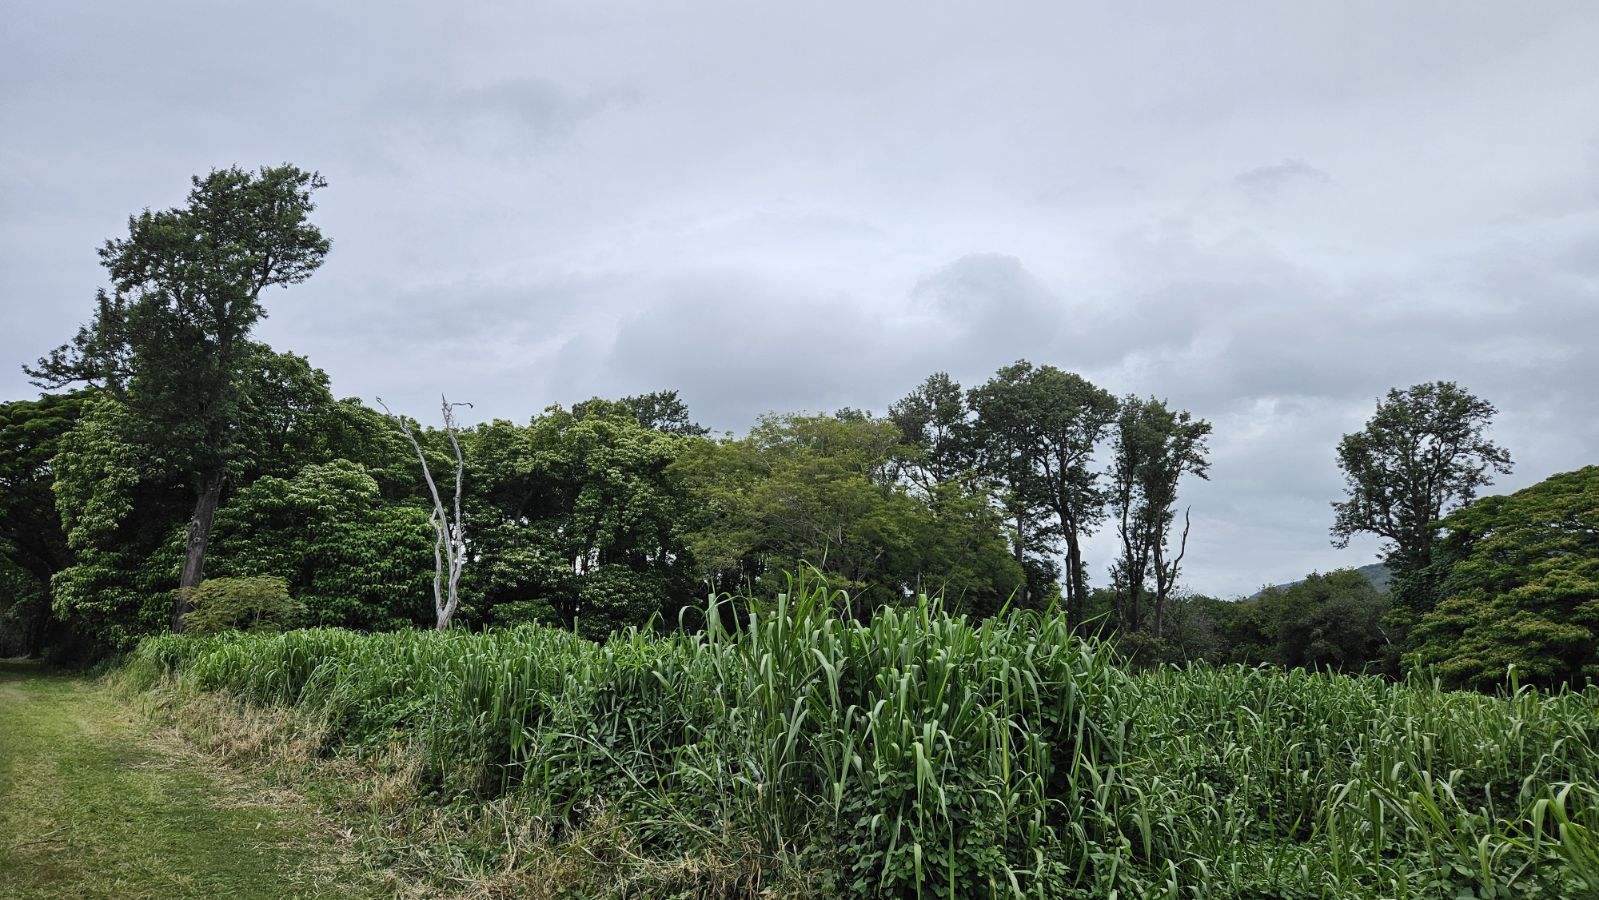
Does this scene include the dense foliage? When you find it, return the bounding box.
[1148,569,1393,674]
[7,166,1589,698]
[0,391,86,656]
[1332,381,1513,573]
[672,411,1022,616]
[129,580,1599,898]
[28,166,333,625]
[1407,466,1599,690]
[178,575,304,634]
[8,166,1227,665]
[204,461,435,631]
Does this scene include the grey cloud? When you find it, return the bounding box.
[908,254,1067,366]
[6,1,1599,597]
[382,78,631,158]
[1233,159,1331,198]
[598,272,891,428]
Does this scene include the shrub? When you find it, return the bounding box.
[573,564,666,640]
[179,576,304,635]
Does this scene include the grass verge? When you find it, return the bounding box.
[0,659,382,899]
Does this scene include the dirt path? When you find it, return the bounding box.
[0,660,365,899]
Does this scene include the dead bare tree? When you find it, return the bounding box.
[1151,506,1192,637]
[378,395,471,630]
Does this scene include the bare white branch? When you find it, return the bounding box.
[379,395,472,629]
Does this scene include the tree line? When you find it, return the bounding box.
[1137,381,1597,691]
[2,165,1593,690]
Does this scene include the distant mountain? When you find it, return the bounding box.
[1249,562,1391,599]
[1354,562,1392,593]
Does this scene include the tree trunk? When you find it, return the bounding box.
[1063,528,1085,626]
[1151,508,1191,639]
[1012,510,1030,607]
[1151,520,1168,637]
[172,471,224,631]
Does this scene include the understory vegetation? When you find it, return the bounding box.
[127,579,1599,899]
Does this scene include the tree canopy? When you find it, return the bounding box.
[1332,381,1512,574]
[968,362,1119,620]
[15,164,1586,697]
[28,166,332,628]
[1406,466,1599,690]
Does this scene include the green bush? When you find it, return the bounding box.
[205,460,435,631]
[573,564,667,640]
[179,576,304,635]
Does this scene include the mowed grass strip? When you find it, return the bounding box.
[0,659,362,900]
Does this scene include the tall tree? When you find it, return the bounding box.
[27,165,330,629]
[1108,397,1211,635]
[889,374,1039,611]
[574,389,709,436]
[889,372,971,492]
[1331,381,1512,575]
[47,350,362,655]
[969,361,1118,621]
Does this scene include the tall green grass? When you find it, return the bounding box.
[130,577,1599,897]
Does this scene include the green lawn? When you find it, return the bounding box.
[0,660,360,899]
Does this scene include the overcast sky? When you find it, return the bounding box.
[4,2,1596,596]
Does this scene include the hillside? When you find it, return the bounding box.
[1251,561,1391,598]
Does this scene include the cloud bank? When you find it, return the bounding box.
[4,1,1596,595]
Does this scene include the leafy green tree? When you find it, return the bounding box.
[0,561,52,657]
[455,418,575,625]
[674,412,1021,616]
[1406,466,1599,690]
[1120,573,1390,673]
[206,460,435,630]
[231,348,359,482]
[460,404,699,633]
[1251,570,1391,672]
[968,362,1118,620]
[1332,382,1512,578]
[0,393,87,582]
[0,392,89,655]
[27,165,331,629]
[573,565,671,640]
[673,413,913,609]
[907,480,1030,617]
[179,576,305,634]
[46,353,385,653]
[575,389,709,436]
[49,397,190,654]
[889,372,972,491]
[1148,592,1233,663]
[1108,397,1210,635]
